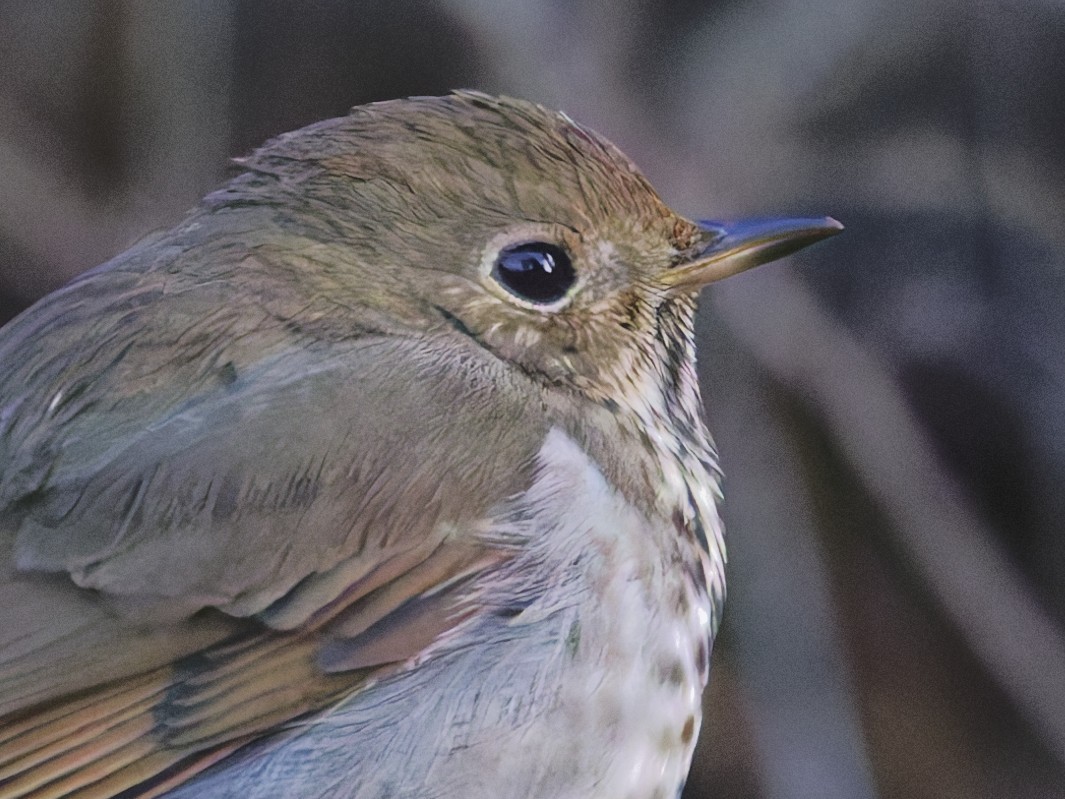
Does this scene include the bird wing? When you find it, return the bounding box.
[0,254,544,797]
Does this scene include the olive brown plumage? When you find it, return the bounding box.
[0,92,839,799]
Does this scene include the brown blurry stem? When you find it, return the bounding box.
[698,308,879,799]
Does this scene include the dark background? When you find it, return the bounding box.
[2,2,1064,797]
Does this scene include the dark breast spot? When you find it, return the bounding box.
[680,715,696,745]
[695,638,709,678]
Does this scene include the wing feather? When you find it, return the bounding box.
[0,247,546,797]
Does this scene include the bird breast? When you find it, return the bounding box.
[164,428,718,799]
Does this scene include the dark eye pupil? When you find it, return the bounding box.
[492,243,575,305]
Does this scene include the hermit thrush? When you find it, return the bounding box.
[0,92,839,799]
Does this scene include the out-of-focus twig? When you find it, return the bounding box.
[120,0,236,217]
[715,267,1065,765]
[0,127,124,291]
[0,2,236,301]
[700,318,880,799]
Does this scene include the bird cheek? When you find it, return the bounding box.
[494,331,576,385]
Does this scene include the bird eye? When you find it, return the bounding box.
[491,242,575,306]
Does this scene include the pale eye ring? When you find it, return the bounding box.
[491,242,576,305]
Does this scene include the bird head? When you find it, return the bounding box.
[215,92,840,411]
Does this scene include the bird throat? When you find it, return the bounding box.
[605,295,726,635]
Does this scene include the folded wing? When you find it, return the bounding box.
[0,256,543,797]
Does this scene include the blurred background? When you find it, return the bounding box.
[1,1,1063,796]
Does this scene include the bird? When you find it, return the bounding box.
[0,92,840,799]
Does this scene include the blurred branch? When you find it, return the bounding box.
[703,331,879,799]
[0,1,235,300]
[715,267,1065,765]
[120,0,235,214]
[0,118,124,290]
[667,0,893,211]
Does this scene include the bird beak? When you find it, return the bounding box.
[661,216,843,291]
